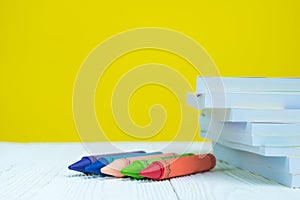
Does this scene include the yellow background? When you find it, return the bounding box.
[0,0,300,142]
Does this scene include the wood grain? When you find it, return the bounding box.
[0,142,299,200]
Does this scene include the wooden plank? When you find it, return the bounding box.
[0,143,179,200]
[1,143,300,200]
[170,161,300,200]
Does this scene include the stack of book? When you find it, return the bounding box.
[187,77,300,187]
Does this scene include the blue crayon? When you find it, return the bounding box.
[84,152,162,175]
[68,151,145,174]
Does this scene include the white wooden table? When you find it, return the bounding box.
[1,142,299,200]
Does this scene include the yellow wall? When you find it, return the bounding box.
[0,0,300,142]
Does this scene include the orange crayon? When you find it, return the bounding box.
[101,153,177,177]
[139,154,216,180]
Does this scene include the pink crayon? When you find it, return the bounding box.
[101,153,177,177]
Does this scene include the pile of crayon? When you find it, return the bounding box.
[68,151,216,180]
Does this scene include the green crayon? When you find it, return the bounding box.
[120,153,194,179]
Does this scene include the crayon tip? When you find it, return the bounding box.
[139,162,163,180]
[68,157,91,173]
[101,165,121,177]
[120,161,145,179]
[84,160,106,175]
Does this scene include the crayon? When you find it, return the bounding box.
[120,153,194,179]
[139,154,216,180]
[84,152,162,175]
[68,150,145,174]
[101,153,177,177]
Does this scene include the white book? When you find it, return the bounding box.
[214,143,300,187]
[187,92,300,109]
[214,143,300,173]
[217,139,300,157]
[202,108,300,123]
[200,114,300,136]
[201,130,300,147]
[200,115,300,146]
[196,77,300,94]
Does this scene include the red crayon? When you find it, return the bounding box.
[139,154,216,180]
